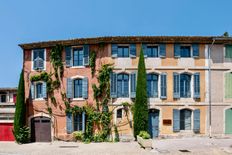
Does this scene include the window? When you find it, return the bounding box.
[74,79,83,98]
[33,49,45,70]
[0,95,6,103]
[147,74,158,98]
[73,113,83,131]
[117,46,129,57]
[225,45,232,59]
[117,109,123,118]
[73,48,84,66]
[180,74,191,98]
[147,46,158,57]
[117,73,129,97]
[180,109,192,130]
[180,46,191,57]
[35,83,43,99]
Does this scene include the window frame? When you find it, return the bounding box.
[180,73,191,98]
[73,79,83,99]
[146,45,159,57]
[0,94,7,103]
[72,47,84,67]
[117,45,130,58]
[117,73,129,98]
[31,49,46,71]
[146,73,159,98]
[34,82,43,99]
[180,45,192,58]
[73,113,83,131]
[116,108,123,119]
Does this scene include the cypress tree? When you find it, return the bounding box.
[133,48,148,138]
[13,70,26,137]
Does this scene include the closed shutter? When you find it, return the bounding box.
[82,112,85,133]
[42,82,47,98]
[160,73,167,99]
[66,78,73,99]
[194,73,200,98]
[159,44,166,58]
[225,45,232,58]
[173,109,180,132]
[82,77,88,99]
[225,73,232,99]
[65,46,72,67]
[130,72,137,98]
[173,73,180,98]
[83,45,89,66]
[110,72,117,98]
[129,44,136,58]
[142,44,147,57]
[193,109,200,133]
[66,113,73,134]
[174,44,181,58]
[30,82,35,99]
[192,44,199,58]
[111,44,118,58]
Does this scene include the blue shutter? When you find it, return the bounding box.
[66,113,73,134]
[130,72,136,98]
[173,109,180,132]
[83,45,89,66]
[160,73,167,99]
[30,82,35,99]
[42,82,47,98]
[82,112,85,133]
[192,44,199,58]
[65,46,72,67]
[110,72,117,98]
[174,44,181,58]
[130,44,136,58]
[142,44,147,57]
[173,73,180,98]
[194,73,200,98]
[66,78,73,99]
[82,77,88,99]
[193,109,200,133]
[111,44,118,58]
[159,44,166,58]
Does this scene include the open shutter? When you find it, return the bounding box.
[65,46,72,67]
[130,44,136,58]
[225,45,232,58]
[159,44,166,58]
[194,73,200,98]
[83,45,89,66]
[130,72,137,98]
[192,44,199,57]
[193,109,200,133]
[66,113,73,134]
[173,73,180,99]
[142,44,147,57]
[173,109,180,132]
[82,77,88,99]
[160,73,167,99]
[111,44,118,58]
[174,44,181,58]
[82,112,85,133]
[110,72,117,98]
[42,82,47,98]
[30,82,35,99]
[66,78,73,99]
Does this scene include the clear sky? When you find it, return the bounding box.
[0,0,232,87]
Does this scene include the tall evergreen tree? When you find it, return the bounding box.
[14,70,26,137]
[133,48,148,138]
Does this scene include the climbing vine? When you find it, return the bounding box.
[89,51,96,77]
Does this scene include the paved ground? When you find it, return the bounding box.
[0,137,231,155]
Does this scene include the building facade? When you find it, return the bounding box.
[20,36,232,142]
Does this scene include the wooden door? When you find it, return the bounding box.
[148,109,159,138]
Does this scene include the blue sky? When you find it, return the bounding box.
[0,0,232,87]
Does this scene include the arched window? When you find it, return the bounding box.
[147,74,158,97]
[180,74,191,98]
[117,73,129,97]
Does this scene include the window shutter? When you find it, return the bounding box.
[192,44,199,57]
[65,46,72,67]
[194,73,200,98]
[193,109,200,133]
[111,44,118,58]
[160,73,167,99]
[174,44,181,58]
[130,72,137,98]
[82,77,88,99]
[30,82,35,99]
[66,113,73,134]
[82,112,85,133]
[42,82,47,98]
[142,44,147,57]
[159,44,166,58]
[83,45,89,66]
[173,73,180,98]
[129,44,136,58]
[66,78,73,99]
[110,72,117,98]
[225,45,232,58]
[173,109,180,132]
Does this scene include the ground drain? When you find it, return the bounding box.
[59,146,79,148]
[179,149,191,153]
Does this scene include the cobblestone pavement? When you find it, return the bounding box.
[0,137,231,155]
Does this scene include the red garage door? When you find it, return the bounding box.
[0,123,14,141]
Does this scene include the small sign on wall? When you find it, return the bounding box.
[163,119,172,126]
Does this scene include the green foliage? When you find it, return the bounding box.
[14,70,26,141]
[13,126,30,144]
[89,51,96,77]
[50,44,64,78]
[73,131,84,141]
[47,107,52,115]
[133,48,149,138]
[223,32,229,37]
[93,133,104,142]
[138,131,151,139]
[114,125,120,142]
